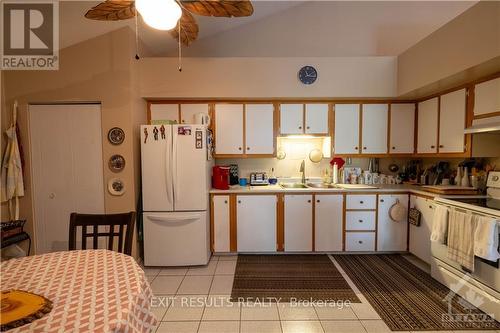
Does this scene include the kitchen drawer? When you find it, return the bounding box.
[345,232,375,251]
[346,211,376,231]
[346,195,376,210]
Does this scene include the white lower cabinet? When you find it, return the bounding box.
[315,195,343,252]
[284,195,313,251]
[237,195,277,252]
[345,232,375,251]
[212,195,230,252]
[377,194,408,252]
[409,195,434,263]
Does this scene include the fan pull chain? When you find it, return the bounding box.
[135,11,140,60]
[178,22,182,72]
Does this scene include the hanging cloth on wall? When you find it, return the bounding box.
[1,100,25,220]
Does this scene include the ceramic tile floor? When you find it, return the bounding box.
[144,255,499,333]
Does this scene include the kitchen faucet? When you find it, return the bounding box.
[300,160,306,184]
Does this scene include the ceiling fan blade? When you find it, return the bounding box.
[85,0,136,21]
[180,0,253,17]
[170,10,199,46]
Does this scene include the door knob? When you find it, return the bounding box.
[49,193,55,199]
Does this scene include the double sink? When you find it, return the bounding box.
[280,183,379,189]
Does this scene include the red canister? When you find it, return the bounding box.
[212,166,230,190]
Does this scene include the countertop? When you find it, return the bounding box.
[210,184,480,199]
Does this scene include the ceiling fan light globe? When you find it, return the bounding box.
[136,0,182,31]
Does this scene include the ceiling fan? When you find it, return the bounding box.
[85,0,254,46]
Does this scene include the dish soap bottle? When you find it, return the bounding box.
[269,167,278,185]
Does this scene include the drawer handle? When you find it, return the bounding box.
[358,241,363,244]
[358,220,363,223]
[380,199,384,202]
[360,201,364,204]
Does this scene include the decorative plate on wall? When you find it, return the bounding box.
[108,154,125,172]
[108,178,125,196]
[108,127,125,145]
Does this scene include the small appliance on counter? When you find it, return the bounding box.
[213,166,230,190]
[250,172,269,186]
[229,164,239,185]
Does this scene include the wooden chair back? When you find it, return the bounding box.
[69,212,135,255]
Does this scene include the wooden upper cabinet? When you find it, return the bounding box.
[390,104,415,154]
[474,77,500,116]
[417,98,439,154]
[214,104,244,155]
[150,103,178,122]
[180,104,209,124]
[245,104,275,155]
[305,104,329,134]
[361,104,388,154]
[439,89,466,153]
[280,104,303,134]
[334,104,360,154]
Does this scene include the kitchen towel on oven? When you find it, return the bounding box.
[473,215,500,262]
[447,209,476,271]
[430,205,449,244]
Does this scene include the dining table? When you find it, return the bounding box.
[1,249,158,332]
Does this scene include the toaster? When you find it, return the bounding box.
[250,172,269,186]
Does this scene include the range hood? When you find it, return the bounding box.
[464,122,500,134]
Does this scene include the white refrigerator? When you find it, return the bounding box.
[141,124,212,266]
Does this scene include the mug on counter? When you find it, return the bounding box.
[239,178,248,186]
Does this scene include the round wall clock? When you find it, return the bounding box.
[298,66,318,85]
[108,127,125,145]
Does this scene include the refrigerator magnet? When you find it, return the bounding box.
[178,126,191,135]
[143,128,148,143]
[153,126,159,141]
[160,125,166,139]
[195,130,203,149]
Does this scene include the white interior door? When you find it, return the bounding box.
[361,104,388,153]
[173,125,207,211]
[180,104,209,124]
[417,98,439,153]
[245,104,274,155]
[150,104,179,122]
[390,104,415,154]
[305,104,329,134]
[334,104,360,154]
[214,104,244,154]
[439,89,466,153]
[29,104,104,254]
[280,104,303,134]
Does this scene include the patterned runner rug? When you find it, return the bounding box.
[231,254,360,303]
[334,254,500,331]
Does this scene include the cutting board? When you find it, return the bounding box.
[421,185,478,195]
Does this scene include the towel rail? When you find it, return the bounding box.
[434,201,500,222]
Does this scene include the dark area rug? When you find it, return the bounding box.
[334,254,500,331]
[230,254,360,303]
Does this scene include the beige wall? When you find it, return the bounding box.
[1,27,143,256]
[397,1,500,96]
[139,57,397,98]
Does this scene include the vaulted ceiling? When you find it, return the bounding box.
[61,1,476,57]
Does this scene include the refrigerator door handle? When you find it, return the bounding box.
[147,215,200,223]
[172,128,179,205]
[166,127,173,205]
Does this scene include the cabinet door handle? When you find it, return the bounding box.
[359,201,364,204]
[358,241,363,244]
[380,199,384,202]
[298,126,302,129]
[238,200,241,204]
[363,147,367,150]
[392,146,396,150]
[224,200,228,204]
[358,220,363,223]
[307,199,311,203]
[316,199,320,203]
[355,146,359,150]
[439,145,444,148]
[247,147,250,150]
[238,147,242,150]
[431,145,435,149]
[306,126,310,129]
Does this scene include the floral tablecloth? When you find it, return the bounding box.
[1,250,157,332]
